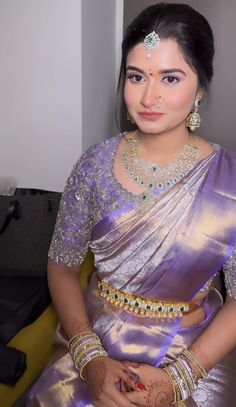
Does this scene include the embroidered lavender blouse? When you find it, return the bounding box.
[48,135,236,300]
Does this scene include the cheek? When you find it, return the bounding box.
[166,86,196,110]
[124,82,139,107]
[124,83,133,107]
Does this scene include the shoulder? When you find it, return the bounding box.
[222,147,236,159]
[80,134,121,164]
[72,134,122,175]
[217,146,236,165]
[208,145,236,194]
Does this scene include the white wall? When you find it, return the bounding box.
[0,0,83,192]
[0,0,124,192]
[184,0,236,150]
[124,0,236,150]
[81,0,124,150]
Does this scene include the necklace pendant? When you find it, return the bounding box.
[122,130,200,197]
[142,193,149,201]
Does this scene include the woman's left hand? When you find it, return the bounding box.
[123,362,174,407]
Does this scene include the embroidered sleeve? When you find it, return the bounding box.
[48,153,93,268]
[223,247,236,300]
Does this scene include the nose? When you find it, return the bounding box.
[140,82,160,108]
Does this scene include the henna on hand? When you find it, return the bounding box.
[84,359,107,400]
[145,379,174,407]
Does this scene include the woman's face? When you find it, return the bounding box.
[124,38,203,135]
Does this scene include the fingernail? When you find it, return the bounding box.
[136,383,146,391]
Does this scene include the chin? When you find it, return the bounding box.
[136,122,166,135]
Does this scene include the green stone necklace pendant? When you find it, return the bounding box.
[122,131,200,205]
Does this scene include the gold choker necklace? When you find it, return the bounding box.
[122,131,199,201]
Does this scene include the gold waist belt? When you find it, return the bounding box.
[97,280,190,318]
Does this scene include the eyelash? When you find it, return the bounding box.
[126,73,180,85]
[126,74,145,83]
[163,75,180,84]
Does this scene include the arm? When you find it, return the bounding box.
[189,250,236,374]
[48,260,137,404]
[47,260,91,337]
[48,154,136,407]
[123,298,236,407]
[125,254,236,407]
[47,155,93,337]
[48,260,136,407]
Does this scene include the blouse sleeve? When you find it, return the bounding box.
[223,247,236,300]
[48,154,93,268]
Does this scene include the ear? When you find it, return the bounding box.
[196,88,204,102]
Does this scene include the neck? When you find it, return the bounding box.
[138,125,194,157]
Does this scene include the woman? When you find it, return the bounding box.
[27,3,236,406]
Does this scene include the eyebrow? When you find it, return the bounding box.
[126,65,186,76]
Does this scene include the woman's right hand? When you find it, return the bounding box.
[83,356,137,407]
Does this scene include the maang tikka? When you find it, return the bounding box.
[186,98,201,131]
[143,31,160,59]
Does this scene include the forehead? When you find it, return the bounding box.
[126,38,195,75]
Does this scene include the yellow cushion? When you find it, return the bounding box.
[0,304,57,407]
[79,249,95,290]
[0,250,94,407]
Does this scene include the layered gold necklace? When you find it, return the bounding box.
[122,131,200,203]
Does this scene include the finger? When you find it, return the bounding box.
[120,369,147,393]
[119,369,139,391]
[120,379,140,393]
[94,394,121,407]
[123,361,142,369]
[125,390,147,404]
[123,363,141,376]
[93,402,114,407]
[120,380,131,393]
[109,388,138,407]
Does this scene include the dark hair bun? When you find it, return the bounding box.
[120,2,214,92]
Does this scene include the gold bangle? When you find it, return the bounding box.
[79,350,108,380]
[182,350,207,379]
[175,360,193,394]
[163,367,177,404]
[70,338,101,355]
[72,341,102,359]
[74,345,105,364]
[68,332,99,350]
[178,356,197,389]
[164,366,185,403]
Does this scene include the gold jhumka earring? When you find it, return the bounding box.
[186,98,201,131]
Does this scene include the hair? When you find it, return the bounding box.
[118,2,215,96]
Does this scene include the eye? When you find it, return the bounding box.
[126,74,145,83]
[162,75,180,84]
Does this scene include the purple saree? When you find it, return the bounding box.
[27,135,236,406]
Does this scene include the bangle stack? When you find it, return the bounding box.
[68,331,108,380]
[182,350,207,379]
[164,349,207,404]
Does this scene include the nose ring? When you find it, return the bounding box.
[155,96,162,108]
